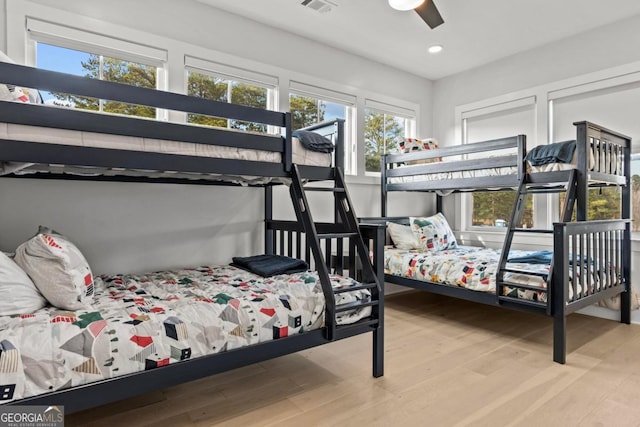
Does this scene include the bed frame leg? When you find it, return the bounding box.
[621,290,631,325]
[553,314,566,364]
[373,327,384,377]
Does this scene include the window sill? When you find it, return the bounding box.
[345,174,380,185]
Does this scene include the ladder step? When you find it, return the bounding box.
[317,232,358,239]
[510,228,553,234]
[333,282,378,294]
[501,268,549,278]
[335,318,380,337]
[303,186,346,192]
[521,187,568,194]
[498,295,547,309]
[498,281,548,293]
[335,299,379,313]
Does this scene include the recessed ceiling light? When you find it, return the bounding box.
[388,0,425,11]
[428,44,443,54]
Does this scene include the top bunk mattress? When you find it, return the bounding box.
[0,122,331,184]
[388,140,620,187]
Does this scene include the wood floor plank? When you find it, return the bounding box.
[65,291,640,426]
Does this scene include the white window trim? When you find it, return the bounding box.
[26,18,167,67]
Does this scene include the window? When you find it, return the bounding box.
[364,108,414,173]
[289,83,356,174]
[462,100,535,229]
[36,43,158,118]
[552,81,640,231]
[187,70,273,133]
[28,19,164,119]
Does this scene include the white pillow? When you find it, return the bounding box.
[410,213,458,252]
[0,50,42,104]
[0,252,47,315]
[386,222,420,250]
[15,227,94,310]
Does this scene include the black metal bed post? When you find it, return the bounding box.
[552,222,568,364]
[334,119,345,172]
[371,224,386,377]
[265,186,274,255]
[381,154,388,217]
[620,135,632,325]
[283,112,293,173]
[574,123,589,221]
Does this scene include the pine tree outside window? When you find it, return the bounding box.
[36,43,158,119]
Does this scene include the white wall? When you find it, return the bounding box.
[0,0,434,274]
[0,0,5,52]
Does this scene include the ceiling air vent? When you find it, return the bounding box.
[300,0,337,13]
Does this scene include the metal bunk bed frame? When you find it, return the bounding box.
[0,62,383,412]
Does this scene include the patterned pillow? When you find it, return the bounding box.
[386,221,420,250]
[410,213,457,252]
[395,137,441,165]
[14,227,94,310]
[0,252,47,315]
[0,50,42,104]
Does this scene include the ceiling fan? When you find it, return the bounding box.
[388,0,444,29]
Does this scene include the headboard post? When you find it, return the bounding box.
[283,112,293,172]
[334,118,345,172]
[264,186,274,255]
[381,154,388,217]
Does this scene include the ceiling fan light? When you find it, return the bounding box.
[388,0,425,11]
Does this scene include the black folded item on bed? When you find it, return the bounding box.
[507,250,553,264]
[231,254,309,277]
[292,130,335,153]
[525,140,576,166]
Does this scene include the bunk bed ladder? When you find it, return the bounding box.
[289,165,381,341]
[497,169,578,312]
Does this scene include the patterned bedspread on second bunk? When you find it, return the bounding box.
[385,246,550,299]
[0,265,371,402]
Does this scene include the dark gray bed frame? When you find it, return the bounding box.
[364,122,631,364]
[0,62,383,412]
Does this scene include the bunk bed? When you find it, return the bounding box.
[363,123,631,364]
[0,61,383,413]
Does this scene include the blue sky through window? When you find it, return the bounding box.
[36,43,91,102]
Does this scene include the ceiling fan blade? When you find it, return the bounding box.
[415,0,444,29]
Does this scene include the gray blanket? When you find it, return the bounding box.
[292,130,334,153]
[525,140,576,166]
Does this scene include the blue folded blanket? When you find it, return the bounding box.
[507,250,553,264]
[231,254,309,277]
[525,140,576,166]
[292,130,335,153]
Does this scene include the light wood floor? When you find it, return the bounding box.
[67,291,640,426]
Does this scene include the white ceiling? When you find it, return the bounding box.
[197,0,640,80]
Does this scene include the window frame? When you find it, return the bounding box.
[288,82,357,175]
[362,102,417,176]
[459,96,538,233]
[26,18,167,121]
[185,56,278,133]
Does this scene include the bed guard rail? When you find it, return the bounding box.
[551,218,631,316]
[265,219,384,333]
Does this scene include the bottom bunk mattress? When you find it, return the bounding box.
[385,246,551,300]
[0,264,371,402]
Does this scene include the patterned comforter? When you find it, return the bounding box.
[0,265,371,402]
[385,246,549,300]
